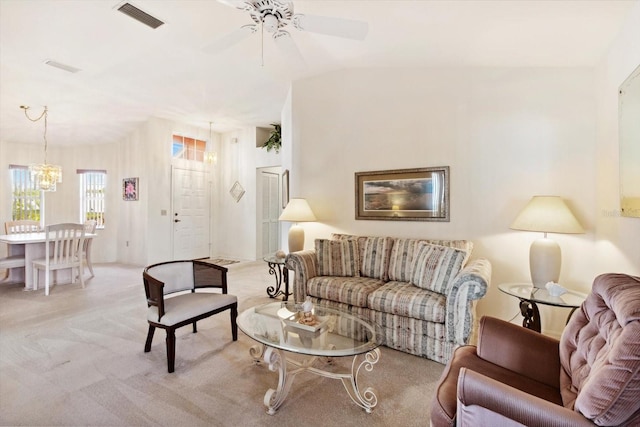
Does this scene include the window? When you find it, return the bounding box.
[172,134,207,162]
[78,170,106,228]
[9,165,43,222]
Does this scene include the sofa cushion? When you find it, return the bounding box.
[410,242,467,294]
[315,238,360,277]
[368,281,446,322]
[388,238,419,282]
[331,233,367,274]
[361,236,394,281]
[307,276,384,308]
[388,239,473,282]
[426,240,474,267]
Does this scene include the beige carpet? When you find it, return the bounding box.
[0,261,444,426]
[197,258,240,266]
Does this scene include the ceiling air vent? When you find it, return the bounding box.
[117,2,164,29]
[44,60,81,73]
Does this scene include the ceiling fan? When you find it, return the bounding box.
[207,0,369,64]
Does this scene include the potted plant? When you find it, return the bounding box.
[262,123,281,153]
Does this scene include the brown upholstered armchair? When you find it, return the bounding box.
[431,273,640,427]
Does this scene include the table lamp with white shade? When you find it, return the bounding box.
[279,198,316,253]
[510,196,584,288]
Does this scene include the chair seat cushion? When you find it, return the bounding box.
[431,345,563,427]
[307,276,384,308]
[147,292,237,327]
[368,281,446,322]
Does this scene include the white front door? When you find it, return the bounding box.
[172,167,210,260]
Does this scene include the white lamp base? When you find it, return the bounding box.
[529,237,561,288]
[288,224,305,253]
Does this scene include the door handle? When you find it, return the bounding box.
[174,219,181,223]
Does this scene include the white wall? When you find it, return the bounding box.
[212,127,282,261]
[1,115,280,267]
[594,1,640,275]
[285,66,617,336]
[117,117,220,266]
[0,141,119,263]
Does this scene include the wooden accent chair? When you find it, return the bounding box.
[143,260,238,373]
[32,223,85,296]
[430,273,640,427]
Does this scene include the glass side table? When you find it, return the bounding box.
[263,254,290,301]
[498,283,587,333]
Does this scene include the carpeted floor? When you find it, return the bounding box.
[198,258,240,266]
[0,261,444,426]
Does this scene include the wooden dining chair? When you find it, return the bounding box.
[32,223,85,296]
[82,220,97,278]
[5,220,41,234]
[1,220,40,280]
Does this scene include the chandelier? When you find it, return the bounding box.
[21,105,62,191]
[204,121,217,165]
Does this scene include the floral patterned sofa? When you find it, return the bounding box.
[286,234,492,364]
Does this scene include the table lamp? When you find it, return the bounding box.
[510,196,584,288]
[279,198,316,253]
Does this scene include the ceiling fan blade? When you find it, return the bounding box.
[203,25,257,54]
[217,0,252,10]
[293,14,369,40]
[273,31,306,67]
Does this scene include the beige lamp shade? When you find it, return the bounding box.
[279,198,316,253]
[279,198,317,222]
[510,196,584,288]
[510,196,584,235]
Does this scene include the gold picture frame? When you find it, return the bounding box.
[355,166,449,221]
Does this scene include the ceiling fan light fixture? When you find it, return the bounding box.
[263,14,279,33]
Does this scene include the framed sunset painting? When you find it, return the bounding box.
[355,166,449,221]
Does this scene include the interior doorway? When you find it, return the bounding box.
[172,167,211,260]
[257,167,282,258]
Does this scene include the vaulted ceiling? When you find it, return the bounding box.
[0,0,635,147]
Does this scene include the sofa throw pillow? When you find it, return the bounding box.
[425,240,473,267]
[315,239,360,277]
[388,239,420,282]
[361,237,393,281]
[331,233,367,275]
[410,242,466,294]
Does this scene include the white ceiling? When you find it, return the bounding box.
[0,0,635,147]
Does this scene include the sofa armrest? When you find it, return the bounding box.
[285,250,318,303]
[445,258,492,345]
[456,368,593,427]
[476,316,560,389]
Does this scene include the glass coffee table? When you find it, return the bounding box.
[237,301,380,415]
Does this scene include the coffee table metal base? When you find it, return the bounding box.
[251,344,380,415]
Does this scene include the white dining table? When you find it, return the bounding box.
[0,232,96,291]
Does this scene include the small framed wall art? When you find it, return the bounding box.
[355,166,450,221]
[230,180,245,203]
[123,177,139,201]
[282,169,289,208]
